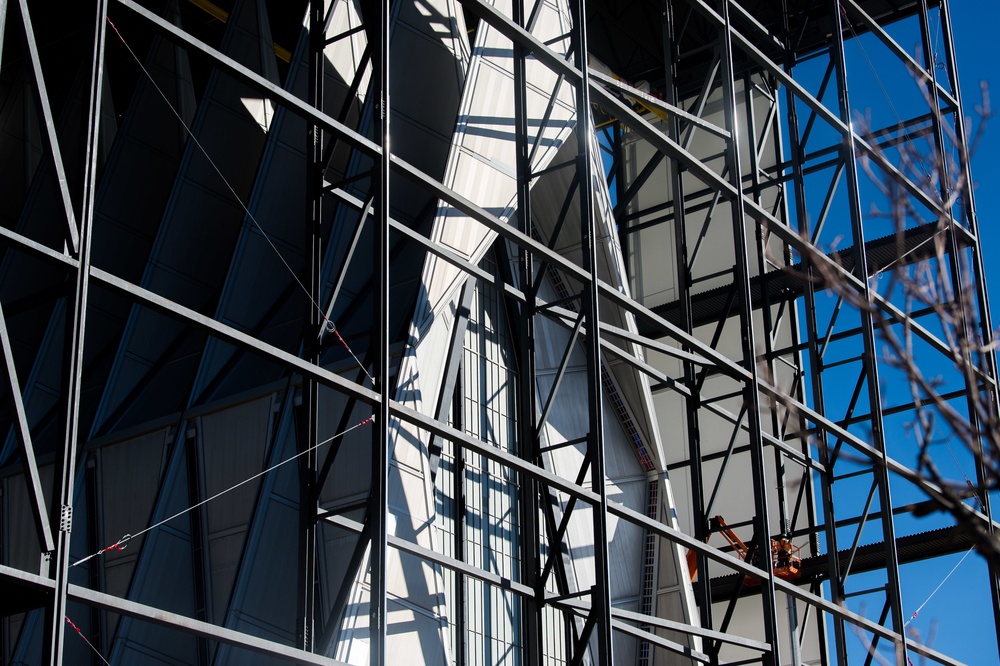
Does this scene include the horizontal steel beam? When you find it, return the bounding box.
[0,225,953,610]
[89,257,968,577]
[322,510,758,659]
[330,186,528,307]
[697,0,949,218]
[0,565,343,664]
[0,225,78,269]
[103,0,989,413]
[588,67,730,140]
[115,0,377,154]
[840,0,959,110]
[455,0,930,397]
[89,266,380,406]
[603,499,962,666]
[611,604,769,651]
[74,584,344,664]
[320,512,535,597]
[1,260,964,665]
[116,0,765,393]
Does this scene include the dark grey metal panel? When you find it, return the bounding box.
[92,0,282,435]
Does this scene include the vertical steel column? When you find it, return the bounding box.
[936,0,1000,653]
[45,1,107,663]
[828,2,908,662]
[431,278,476,665]
[569,0,613,661]
[512,0,542,661]
[453,368,468,666]
[83,454,107,655]
[743,71,791,540]
[370,0,391,660]
[772,21,833,661]
[717,2,780,663]
[916,0,979,451]
[662,0,716,645]
[779,5,841,664]
[613,122,629,282]
[300,0,327,651]
[745,68,801,664]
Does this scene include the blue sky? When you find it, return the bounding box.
[597,4,1000,660]
[954,3,1000,305]
[915,3,999,663]
[935,3,998,663]
[836,3,1000,664]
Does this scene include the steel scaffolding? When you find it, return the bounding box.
[0,0,997,664]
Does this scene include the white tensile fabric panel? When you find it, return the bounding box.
[334,0,471,662]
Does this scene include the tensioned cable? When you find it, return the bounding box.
[66,616,112,666]
[105,16,375,386]
[943,439,983,511]
[838,4,905,127]
[839,2,974,636]
[71,415,374,568]
[870,224,947,279]
[904,546,974,627]
[839,3,937,184]
[904,401,980,628]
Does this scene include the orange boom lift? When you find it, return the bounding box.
[686,516,802,584]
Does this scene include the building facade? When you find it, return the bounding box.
[0,0,996,664]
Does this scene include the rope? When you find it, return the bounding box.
[904,547,974,627]
[840,5,905,129]
[324,320,374,385]
[944,440,983,510]
[105,16,374,386]
[66,616,112,666]
[72,415,374,568]
[838,3,935,183]
[870,225,947,278]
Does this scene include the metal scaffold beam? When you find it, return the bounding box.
[0,0,997,664]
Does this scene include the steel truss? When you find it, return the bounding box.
[0,0,997,664]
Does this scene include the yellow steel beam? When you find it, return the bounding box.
[187,0,292,63]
